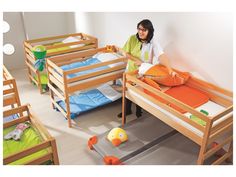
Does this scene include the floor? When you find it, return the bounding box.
[9,68,229,165]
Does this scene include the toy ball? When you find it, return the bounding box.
[107,127,128,147]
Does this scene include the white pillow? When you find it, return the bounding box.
[62,36,84,48]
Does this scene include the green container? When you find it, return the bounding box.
[32,45,47,59]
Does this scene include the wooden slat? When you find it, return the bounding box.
[187,77,233,97]
[29,74,39,86]
[25,60,37,73]
[126,91,202,145]
[3,65,14,79]
[3,88,14,95]
[212,151,233,165]
[64,57,126,75]
[50,98,67,117]
[3,116,29,129]
[209,122,233,144]
[3,79,13,86]
[211,116,233,134]
[3,96,16,107]
[48,74,65,93]
[47,67,64,83]
[4,141,51,164]
[45,39,95,49]
[126,74,210,123]
[48,47,106,63]
[211,106,233,122]
[26,153,52,165]
[26,53,36,64]
[24,41,33,50]
[56,55,93,66]
[186,82,232,107]
[3,105,28,117]
[204,136,232,160]
[25,32,84,43]
[46,44,96,57]
[67,64,126,84]
[47,60,63,75]
[67,72,123,94]
[48,83,65,101]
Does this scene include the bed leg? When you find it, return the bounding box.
[51,139,60,165]
[122,73,126,126]
[37,71,43,94]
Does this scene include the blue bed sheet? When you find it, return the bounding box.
[60,58,109,78]
[57,88,113,119]
[4,114,19,123]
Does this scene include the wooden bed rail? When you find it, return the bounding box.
[125,73,210,123]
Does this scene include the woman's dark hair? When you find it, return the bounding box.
[136,19,154,43]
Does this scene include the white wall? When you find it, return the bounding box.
[74,12,233,91]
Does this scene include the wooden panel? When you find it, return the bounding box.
[3,105,28,117]
[67,72,123,94]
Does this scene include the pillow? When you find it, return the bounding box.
[139,63,190,86]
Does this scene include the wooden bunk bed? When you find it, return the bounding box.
[3,65,21,110]
[122,71,233,165]
[24,33,98,94]
[3,104,60,165]
[46,46,129,127]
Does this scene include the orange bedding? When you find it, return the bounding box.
[143,84,209,114]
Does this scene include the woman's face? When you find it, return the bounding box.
[137,25,148,40]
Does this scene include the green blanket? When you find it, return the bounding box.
[3,124,48,165]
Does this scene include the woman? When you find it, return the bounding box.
[117,19,177,118]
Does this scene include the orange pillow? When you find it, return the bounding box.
[144,64,190,86]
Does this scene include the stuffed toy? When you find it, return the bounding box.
[107,127,128,147]
[32,45,47,72]
[4,122,30,141]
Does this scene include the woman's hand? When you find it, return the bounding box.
[169,70,178,77]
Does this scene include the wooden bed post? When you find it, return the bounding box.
[51,139,60,165]
[63,73,72,128]
[197,120,213,165]
[122,73,127,126]
[36,70,43,94]
[23,43,32,83]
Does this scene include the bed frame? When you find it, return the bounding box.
[122,71,233,165]
[3,65,21,110]
[24,33,98,94]
[3,104,60,165]
[46,46,129,128]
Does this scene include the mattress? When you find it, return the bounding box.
[57,83,122,119]
[127,89,232,137]
[3,124,48,165]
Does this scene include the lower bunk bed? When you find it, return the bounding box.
[3,104,59,165]
[122,72,233,165]
[47,46,129,127]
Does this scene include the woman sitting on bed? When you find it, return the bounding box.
[116,19,177,118]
